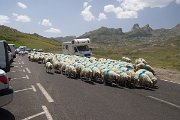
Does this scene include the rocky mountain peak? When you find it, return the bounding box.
[142,24,153,32]
[131,24,140,31]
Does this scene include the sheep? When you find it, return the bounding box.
[80,67,93,82]
[28,52,157,89]
[122,56,131,63]
[135,69,156,88]
[45,62,53,73]
[92,67,102,83]
[65,65,77,78]
[61,62,68,75]
[135,63,155,75]
[135,58,147,65]
[116,71,131,87]
[102,70,119,86]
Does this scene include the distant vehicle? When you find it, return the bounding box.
[0,69,13,107]
[32,49,37,52]
[26,48,32,53]
[37,49,43,52]
[19,46,27,52]
[8,44,16,58]
[0,40,11,72]
[62,38,92,57]
[15,48,20,54]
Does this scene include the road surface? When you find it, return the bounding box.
[1,55,180,120]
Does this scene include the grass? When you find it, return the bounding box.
[0,26,61,51]
[92,38,180,71]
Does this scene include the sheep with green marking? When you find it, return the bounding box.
[135,69,157,88]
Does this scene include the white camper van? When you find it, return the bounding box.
[62,38,92,57]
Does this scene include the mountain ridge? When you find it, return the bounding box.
[78,23,180,44]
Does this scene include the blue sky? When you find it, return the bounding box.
[0,0,180,37]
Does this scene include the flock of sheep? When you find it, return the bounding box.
[28,52,158,89]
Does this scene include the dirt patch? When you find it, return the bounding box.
[155,68,180,83]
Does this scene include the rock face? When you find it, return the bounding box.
[131,24,140,32]
[142,24,153,33]
[118,28,123,33]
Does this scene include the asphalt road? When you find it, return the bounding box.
[1,55,180,120]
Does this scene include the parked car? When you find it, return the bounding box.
[0,40,11,72]
[0,69,13,107]
[8,44,16,58]
[5,44,13,63]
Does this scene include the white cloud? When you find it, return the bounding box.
[45,28,61,33]
[81,2,95,22]
[83,2,88,8]
[97,13,107,21]
[104,0,175,19]
[17,2,27,9]
[176,0,180,4]
[39,19,52,27]
[104,4,137,19]
[13,13,31,22]
[0,15,10,25]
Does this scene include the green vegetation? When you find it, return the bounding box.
[92,36,180,71]
[1,25,180,71]
[0,25,61,51]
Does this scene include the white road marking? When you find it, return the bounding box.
[26,75,29,79]
[22,61,24,64]
[42,106,53,120]
[36,83,54,103]
[26,67,31,73]
[21,65,23,68]
[23,69,25,72]
[160,79,180,85]
[14,88,33,93]
[22,106,53,120]
[31,85,37,92]
[22,112,45,120]
[14,85,36,93]
[11,76,27,80]
[148,96,180,109]
[14,66,19,68]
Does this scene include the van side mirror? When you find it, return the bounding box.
[89,48,92,51]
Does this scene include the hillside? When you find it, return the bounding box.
[78,24,180,71]
[79,24,180,44]
[0,25,61,51]
[53,36,76,42]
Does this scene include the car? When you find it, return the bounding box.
[37,49,43,52]
[0,69,13,107]
[8,44,16,58]
[0,40,11,72]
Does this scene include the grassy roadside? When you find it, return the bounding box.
[92,38,180,71]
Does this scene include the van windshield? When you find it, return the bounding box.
[77,45,89,51]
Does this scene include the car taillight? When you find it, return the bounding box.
[0,76,9,84]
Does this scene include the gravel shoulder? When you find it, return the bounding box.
[155,68,180,83]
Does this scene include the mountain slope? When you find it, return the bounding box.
[0,25,61,51]
[79,24,180,44]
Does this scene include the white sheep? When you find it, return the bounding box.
[45,62,53,73]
